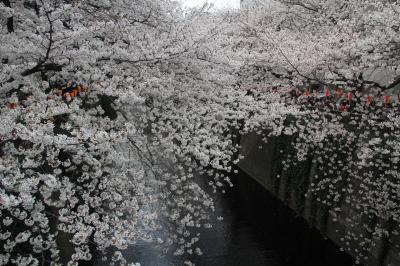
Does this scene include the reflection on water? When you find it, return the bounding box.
[95,169,355,266]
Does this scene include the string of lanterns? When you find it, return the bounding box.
[5,83,89,109]
[288,87,399,109]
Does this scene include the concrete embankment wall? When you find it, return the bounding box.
[238,132,400,266]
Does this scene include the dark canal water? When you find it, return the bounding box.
[96,169,355,266]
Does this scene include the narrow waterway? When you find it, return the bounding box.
[96,169,356,266]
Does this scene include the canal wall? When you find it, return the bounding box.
[238,132,400,266]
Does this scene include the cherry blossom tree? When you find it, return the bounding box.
[4,0,399,265]
[237,0,400,91]
[236,1,400,264]
[0,1,277,265]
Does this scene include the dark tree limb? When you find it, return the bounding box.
[326,66,400,91]
[21,63,64,77]
[21,4,55,77]
[280,0,319,12]
[2,0,13,33]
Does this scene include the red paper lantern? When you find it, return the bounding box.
[367,95,373,106]
[7,103,18,109]
[348,92,353,102]
[386,95,391,105]
[325,88,331,97]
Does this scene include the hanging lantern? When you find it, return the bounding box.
[305,89,310,97]
[325,88,331,97]
[296,88,302,97]
[339,103,346,112]
[367,95,373,106]
[7,103,18,109]
[7,96,18,109]
[348,92,353,102]
[385,95,391,106]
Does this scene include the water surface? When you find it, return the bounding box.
[96,169,355,266]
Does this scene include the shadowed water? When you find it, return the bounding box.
[95,169,355,266]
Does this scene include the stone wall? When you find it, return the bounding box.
[238,132,400,266]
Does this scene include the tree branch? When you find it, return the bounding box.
[280,0,319,12]
[21,5,55,77]
[2,0,13,33]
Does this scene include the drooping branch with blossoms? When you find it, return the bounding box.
[0,1,276,265]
